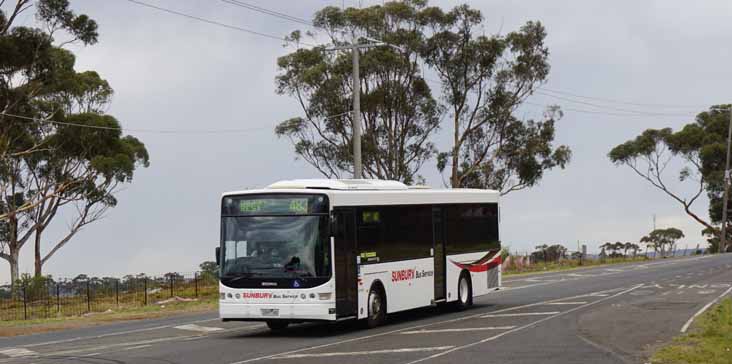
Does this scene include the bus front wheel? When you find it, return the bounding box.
[366,285,387,328]
[266,320,289,331]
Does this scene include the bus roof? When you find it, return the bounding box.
[222,179,500,205]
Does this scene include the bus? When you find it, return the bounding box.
[216,179,501,330]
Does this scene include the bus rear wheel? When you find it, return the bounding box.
[455,273,473,310]
[266,320,289,331]
[366,285,386,328]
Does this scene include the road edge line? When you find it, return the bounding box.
[680,286,732,333]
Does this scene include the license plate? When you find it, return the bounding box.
[261,309,279,317]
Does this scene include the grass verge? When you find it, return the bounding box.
[502,256,651,276]
[0,296,218,337]
[651,298,732,364]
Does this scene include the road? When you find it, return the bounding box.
[1,254,731,364]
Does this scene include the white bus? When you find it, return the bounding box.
[216,179,501,330]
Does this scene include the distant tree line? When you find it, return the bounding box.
[526,226,689,263]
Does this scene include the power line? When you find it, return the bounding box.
[534,90,696,117]
[221,0,314,27]
[123,0,315,47]
[0,112,271,135]
[524,102,693,118]
[1,111,352,135]
[538,87,708,110]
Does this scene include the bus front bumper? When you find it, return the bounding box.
[219,301,337,321]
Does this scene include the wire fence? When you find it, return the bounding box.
[0,272,218,321]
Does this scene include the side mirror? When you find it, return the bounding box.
[215,247,221,265]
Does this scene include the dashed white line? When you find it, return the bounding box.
[174,324,224,333]
[544,302,588,305]
[0,348,38,358]
[401,327,516,334]
[481,311,560,318]
[271,346,455,359]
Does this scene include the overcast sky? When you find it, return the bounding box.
[3,0,731,283]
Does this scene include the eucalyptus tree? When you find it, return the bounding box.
[641,228,684,258]
[609,105,732,241]
[275,1,570,189]
[420,5,570,192]
[0,0,149,283]
[275,1,440,184]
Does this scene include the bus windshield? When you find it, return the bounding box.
[221,215,330,279]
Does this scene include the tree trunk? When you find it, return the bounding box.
[9,250,19,296]
[34,227,43,278]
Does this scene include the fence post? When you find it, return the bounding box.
[194,272,198,298]
[56,284,60,314]
[86,280,91,313]
[143,278,147,306]
[170,275,174,298]
[116,279,119,307]
[22,283,27,320]
[46,279,50,319]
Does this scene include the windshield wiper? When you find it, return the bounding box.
[223,273,253,282]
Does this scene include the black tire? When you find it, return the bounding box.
[266,320,289,331]
[455,272,473,311]
[366,285,387,328]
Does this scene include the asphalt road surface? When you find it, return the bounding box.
[2,254,732,364]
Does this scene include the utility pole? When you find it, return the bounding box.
[721,107,732,254]
[326,36,403,180]
[352,35,362,179]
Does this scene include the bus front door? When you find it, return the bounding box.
[433,207,446,301]
[334,208,357,318]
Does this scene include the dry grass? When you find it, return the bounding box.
[502,256,651,276]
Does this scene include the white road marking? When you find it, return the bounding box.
[271,346,455,359]
[0,348,38,358]
[226,287,630,364]
[481,311,560,318]
[544,302,588,305]
[401,327,516,334]
[680,286,732,333]
[403,284,644,364]
[174,324,224,333]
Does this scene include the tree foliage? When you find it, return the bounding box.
[609,105,732,245]
[275,1,440,184]
[0,1,149,285]
[531,243,567,262]
[640,228,684,258]
[275,1,570,188]
[421,7,570,192]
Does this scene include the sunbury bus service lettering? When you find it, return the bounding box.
[243,292,273,299]
[392,269,434,282]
